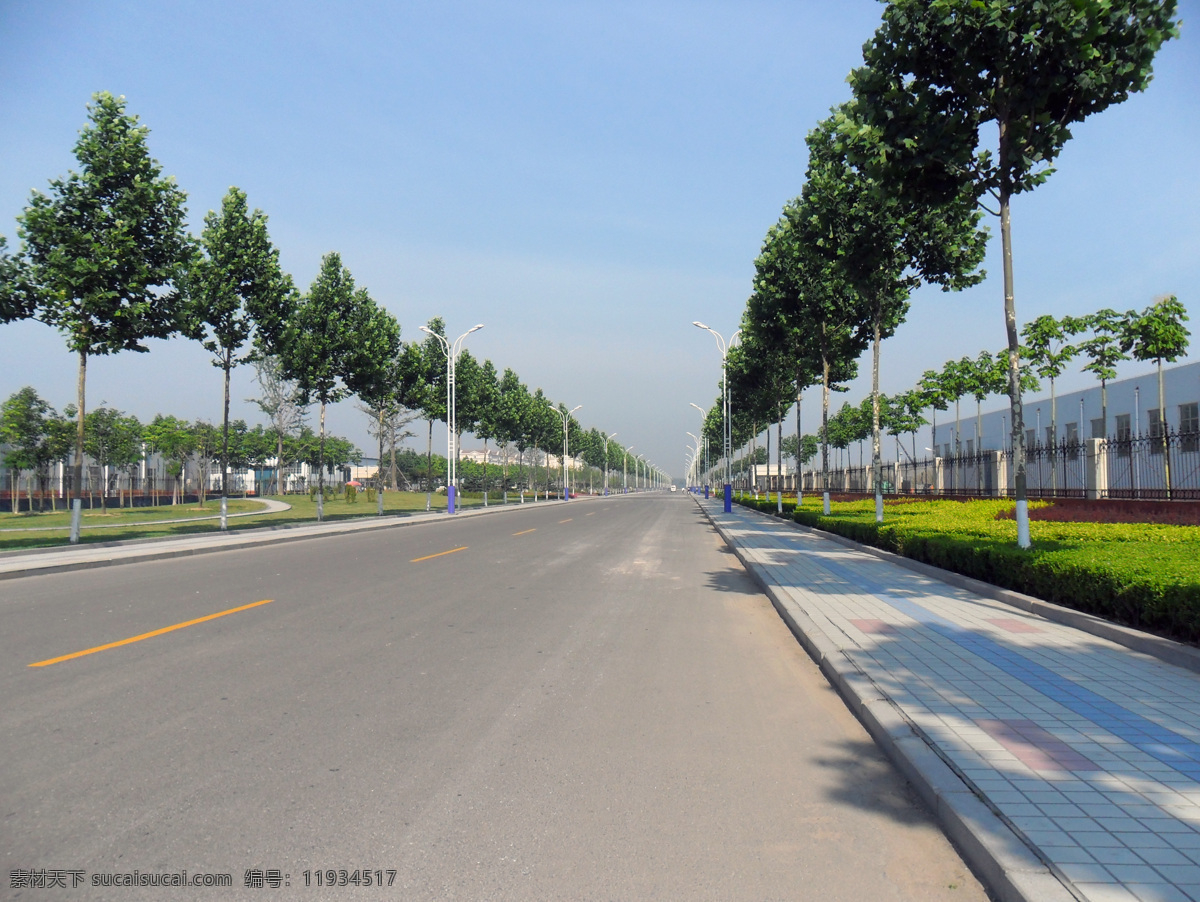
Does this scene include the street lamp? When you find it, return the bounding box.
[693,322,740,511]
[623,446,633,494]
[687,431,701,489]
[603,432,617,496]
[689,402,710,484]
[553,404,581,501]
[420,323,483,514]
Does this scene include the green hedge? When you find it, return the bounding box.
[733,496,1200,644]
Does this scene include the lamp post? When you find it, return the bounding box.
[603,432,617,496]
[553,404,581,501]
[693,322,739,512]
[636,454,645,491]
[623,446,633,494]
[420,323,484,514]
[689,402,709,486]
[687,432,700,489]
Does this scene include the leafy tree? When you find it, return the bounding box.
[852,0,1179,546]
[0,236,36,323]
[16,92,191,527]
[527,390,560,496]
[184,186,295,517]
[940,358,973,459]
[1121,295,1190,496]
[755,197,861,507]
[239,423,277,492]
[1022,314,1087,456]
[0,387,71,511]
[189,420,221,505]
[805,104,985,518]
[249,354,308,494]
[143,414,195,504]
[400,319,448,499]
[278,252,378,515]
[883,391,928,466]
[1078,308,1130,438]
[916,369,949,458]
[83,407,142,512]
[451,349,489,482]
[493,367,527,496]
[467,358,501,498]
[781,433,819,467]
[342,301,402,505]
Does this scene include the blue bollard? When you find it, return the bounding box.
[723,483,732,513]
[447,484,456,514]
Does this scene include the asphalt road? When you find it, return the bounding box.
[3,494,990,900]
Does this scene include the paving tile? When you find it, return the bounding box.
[1072,884,1155,902]
[1109,863,1174,884]
[1060,862,1117,883]
[1138,848,1195,867]
[1126,884,1196,902]
[1153,865,1200,886]
[709,503,1200,902]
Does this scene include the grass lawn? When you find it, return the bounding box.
[0,491,549,551]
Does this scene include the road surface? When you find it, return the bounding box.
[3,494,989,900]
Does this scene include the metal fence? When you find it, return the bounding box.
[788,428,1200,501]
[1103,429,1200,500]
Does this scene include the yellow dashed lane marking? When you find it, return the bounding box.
[513,529,537,536]
[411,546,469,563]
[29,599,274,668]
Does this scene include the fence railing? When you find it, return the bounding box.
[777,429,1200,501]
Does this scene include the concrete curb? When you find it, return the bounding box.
[0,496,591,581]
[695,497,1077,902]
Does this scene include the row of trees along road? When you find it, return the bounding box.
[712,0,1178,547]
[0,388,360,513]
[0,93,647,536]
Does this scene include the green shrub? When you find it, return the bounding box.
[345,484,357,503]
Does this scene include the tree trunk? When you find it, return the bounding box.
[1049,375,1057,495]
[318,400,327,520]
[976,398,984,495]
[425,419,433,510]
[1101,380,1108,439]
[821,345,831,515]
[776,405,783,513]
[377,407,386,514]
[389,420,398,490]
[872,309,883,523]
[795,386,803,503]
[221,353,232,529]
[1159,359,1171,499]
[999,111,1030,548]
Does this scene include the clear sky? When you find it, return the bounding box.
[2,1,1197,479]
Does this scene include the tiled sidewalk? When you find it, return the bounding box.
[700,497,1200,902]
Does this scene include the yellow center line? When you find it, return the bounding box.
[29,599,274,668]
[410,546,468,563]
[512,528,537,536]
[559,518,573,523]
[586,512,596,516]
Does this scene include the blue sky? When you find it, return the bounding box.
[2,1,1197,478]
